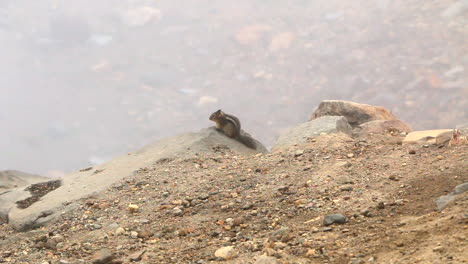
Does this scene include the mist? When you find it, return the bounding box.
[1,0,467,176]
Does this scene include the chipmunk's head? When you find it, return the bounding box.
[209,109,225,121]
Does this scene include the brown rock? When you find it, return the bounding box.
[359,120,412,135]
[403,129,453,145]
[232,217,245,226]
[137,230,154,239]
[128,249,146,262]
[214,246,237,260]
[92,248,115,264]
[310,100,398,126]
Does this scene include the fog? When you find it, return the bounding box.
[1,0,467,176]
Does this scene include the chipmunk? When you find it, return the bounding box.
[209,109,257,149]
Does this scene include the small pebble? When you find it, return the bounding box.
[214,246,237,260]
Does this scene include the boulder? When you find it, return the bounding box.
[403,129,453,145]
[435,182,468,211]
[358,119,412,135]
[0,171,48,225]
[310,100,398,127]
[272,116,352,150]
[7,128,267,231]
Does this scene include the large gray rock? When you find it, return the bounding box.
[435,182,468,211]
[7,128,267,231]
[310,100,398,127]
[0,171,48,225]
[272,116,352,150]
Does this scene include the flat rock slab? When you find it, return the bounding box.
[403,129,453,145]
[8,128,267,231]
[272,116,352,150]
[0,171,48,225]
[310,100,398,126]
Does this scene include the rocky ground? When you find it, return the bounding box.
[1,133,467,264]
[3,0,468,175]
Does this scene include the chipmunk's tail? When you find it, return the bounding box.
[236,135,257,149]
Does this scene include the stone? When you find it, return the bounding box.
[242,203,254,210]
[435,182,468,211]
[294,150,304,157]
[269,227,292,242]
[172,207,183,216]
[91,248,115,264]
[128,204,139,213]
[295,199,308,206]
[255,255,279,264]
[360,209,372,217]
[129,249,146,261]
[323,214,347,226]
[432,246,445,253]
[139,219,151,224]
[198,193,210,200]
[454,182,468,195]
[214,246,237,260]
[272,116,352,150]
[310,100,398,126]
[273,242,287,249]
[403,129,453,145]
[137,230,154,239]
[115,227,126,235]
[358,119,412,135]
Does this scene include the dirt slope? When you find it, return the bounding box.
[0,135,467,264]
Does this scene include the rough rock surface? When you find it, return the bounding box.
[214,246,237,260]
[0,134,466,263]
[0,171,47,191]
[403,129,453,145]
[272,116,352,150]
[358,119,413,135]
[310,100,398,126]
[0,171,49,225]
[7,128,267,231]
[435,182,468,211]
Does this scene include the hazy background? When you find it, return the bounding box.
[1,0,467,176]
